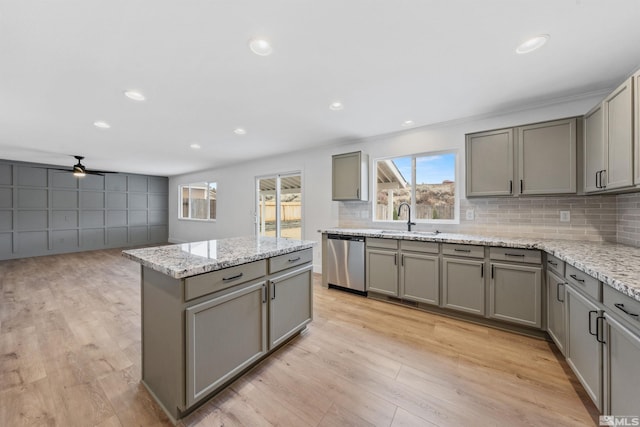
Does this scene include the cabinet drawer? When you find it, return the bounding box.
[546,253,565,277]
[603,285,640,332]
[269,248,313,274]
[366,237,399,250]
[400,240,439,254]
[490,247,541,264]
[185,260,267,301]
[442,243,484,259]
[565,264,601,301]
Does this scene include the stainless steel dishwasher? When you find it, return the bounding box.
[326,234,366,295]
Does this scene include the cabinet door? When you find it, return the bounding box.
[185,281,267,407]
[442,257,485,315]
[269,265,313,349]
[565,285,602,410]
[518,118,576,195]
[466,128,514,197]
[584,103,605,193]
[400,252,439,305]
[489,263,541,328]
[332,151,366,201]
[604,77,633,190]
[547,270,567,355]
[367,249,398,296]
[603,314,640,415]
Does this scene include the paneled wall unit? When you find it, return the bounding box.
[0,160,168,260]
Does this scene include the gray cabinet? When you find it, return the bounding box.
[489,262,542,328]
[565,284,602,410]
[603,314,640,416]
[185,281,268,407]
[584,103,606,193]
[465,128,514,197]
[366,238,399,296]
[442,256,485,316]
[400,251,439,305]
[547,270,567,355]
[332,151,368,201]
[602,284,640,415]
[603,77,634,190]
[269,265,313,349]
[517,118,577,195]
[584,77,634,193]
[367,248,398,296]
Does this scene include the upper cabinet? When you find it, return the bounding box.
[465,128,514,197]
[332,151,368,201]
[466,118,577,197]
[584,77,634,193]
[518,118,577,195]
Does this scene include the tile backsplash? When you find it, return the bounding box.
[338,194,633,244]
[617,192,640,247]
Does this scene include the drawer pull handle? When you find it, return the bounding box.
[288,257,301,262]
[505,253,525,257]
[222,272,244,281]
[596,316,606,344]
[454,249,471,253]
[569,274,585,283]
[588,310,598,336]
[547,260,558,266]
[614,303,639,318]
[556,282,565,303]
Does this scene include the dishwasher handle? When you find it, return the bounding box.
[327,234,365,242]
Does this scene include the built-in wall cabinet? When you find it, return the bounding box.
[0,160,168,259]
[331,151,368,201]
[466,118,577,197]
[584,77,634,193]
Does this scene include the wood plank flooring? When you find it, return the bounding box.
[0,248,599,426]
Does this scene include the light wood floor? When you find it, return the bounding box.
[0,248,599,426]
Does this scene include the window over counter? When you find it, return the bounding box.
[374,151,458,223]
[179,182,217,221]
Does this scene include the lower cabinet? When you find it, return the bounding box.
[269,265,313,349]
[400,251,439,305]
[489,262,542,328]
[603,314,640,415]
[185,281,268,407]
[565,284,603,410]
[367,248,398,296]
[441,257,485,315]
[547,270,567,355]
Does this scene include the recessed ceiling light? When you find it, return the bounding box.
[124,90,146,101]
[516,34,549,54]
[249,38,273,56]
[93,120,111,129]
[401,120,415,127]
[190,143,201,149]
[233,128,247,135]
[329,101,344,111]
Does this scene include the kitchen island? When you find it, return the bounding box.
[123,236,315,422]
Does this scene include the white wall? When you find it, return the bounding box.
[169,93,606,272]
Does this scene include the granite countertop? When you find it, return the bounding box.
[319,228,640,303]
[122,236,316,279]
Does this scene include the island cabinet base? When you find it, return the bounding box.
[139,250,313,422]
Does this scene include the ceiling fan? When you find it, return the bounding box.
[50,155,114,177]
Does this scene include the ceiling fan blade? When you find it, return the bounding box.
[85,170,106,176]
[48,168,73,172]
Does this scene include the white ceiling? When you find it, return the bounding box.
[1,0,640,177]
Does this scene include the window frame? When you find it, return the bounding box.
[372,149,460,225]
[178,181,217,222]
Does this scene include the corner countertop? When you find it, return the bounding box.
[122,236,316,279]
[319,228,640,303]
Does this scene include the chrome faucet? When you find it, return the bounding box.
[397,202,416,231]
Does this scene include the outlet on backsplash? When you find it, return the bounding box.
[560,211,570,222]
[466,209,475,221]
